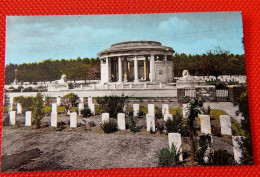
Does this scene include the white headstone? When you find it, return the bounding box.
[133,104,139,117]
[220,115,232,135]
[88,97,93,107]
[182,104,189,118]
[78,103,84,115]
[80,97,84,104]
[102,113,109,123]
[16,103,22,115]
[57,97,61,106]
[9,97,13,111]
[117,113,126,130]
[9,111,16,125]
[25,111,32,126]
[51,112,58,127]
[52,103,57,113]
[70,112,77,128]
[199,114,211,134]
[164,114,173,122]
[146,114,155,132]
[168,133,183,161]
[162,104,169,115]
[232,136,243,164]
[148,104,155,115]
[90,104,95,115]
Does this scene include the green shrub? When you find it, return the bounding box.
[57,106,65,112]
[71,107,78,112]
[14,96,34,113]
[155,107,162,118]
[165,112,189,136]
[81,107,91,117]
[211,149,236,165]
[43,106,51,113]
[63,93,79,107]
[137,110,145,118]
[206,80,228,89]
[32,94,45,128]
[101,121,118,134]
[129,116,138,132]
[169,108,182,115]
[139,106,148,114]
[96,95,128,118]
[158,143,182,166]
[95,105,102,115]
[4,106,8,113]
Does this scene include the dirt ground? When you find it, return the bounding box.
[1,113,234,172]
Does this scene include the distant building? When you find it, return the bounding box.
[98,41,174,83]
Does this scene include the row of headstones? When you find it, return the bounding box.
[8,110,79,128]
[132,104,232,135]
[168,133,243,164]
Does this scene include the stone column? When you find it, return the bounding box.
[118,57,122,82]
[124,58,128,82]
[143,59,147,80]
[150,54,155,82]
[134,56,139,82]
[106,57,110,82]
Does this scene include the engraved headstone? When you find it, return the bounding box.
[199,114,211,134]
[117,113,126,130]
[51,112,58,127]
[17,103,22,115]
[146,114,155,132]
[162,104,169,115]
[148,104,155,115]
[232,136,243,164]
[168,133,183,161]
[220,115,232,135]
[9,111,16,125]
[102,113,109,123]
[133,104,139,117]
[70,112,77,128]
[25,111,32,126]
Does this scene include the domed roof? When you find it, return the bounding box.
[98,41,174,56]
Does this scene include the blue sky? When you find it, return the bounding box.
[5,12,244,64]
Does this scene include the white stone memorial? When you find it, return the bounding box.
[117,113,126,130]
[51,112,58,127]
[148,104,155,115]
[9,97,13,111]
[232,136,243,164]
[162,104,169,115]
[25,111,32,126]
[102,113,109,123]
[90,104,95,115]
[146,114,155,132]
[133,104,139,117]
[199,114,211,134]
[80,97,84,104]
[57,97,61,106]
[168,133,183,161]
[220,115,232,135]
[9,111,16,125]
[52,103,57,113]
[16,103,22,115]
[78,103,84,115]
[164,114,173,122]
[88,97,93,107]
[70,112,77,128]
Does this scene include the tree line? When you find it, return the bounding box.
[173,48,245,77]
[5,48,246,84]
[5,57,100,84]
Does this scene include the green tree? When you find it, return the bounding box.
[32,94,45,128]
[63,93,79,107]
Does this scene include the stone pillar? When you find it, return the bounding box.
[106,57,110,82]
[220,115,232,135]
[168,133,183,161]
[51,112,58,127]
[162,104,169,115]
[25,111,32,126]
[134,56,139,82]
[232,136,243,164]
[133,104,139,117]
[117,113,126,130]
[52,103,57,113]
[144,59,147,80]
[102,113,109,123]
[78,103,84,115]
[199,114,211,134]
[57,97,61,106]
[9,97,13,111]
[9,111,16,125]
[150,54,155,82]
[148,104,155,115]
[16,103,22,115]
[70,112,77,128]
[124,58,128,82]
[146,114,155,132]
[118,57,122,82]
[164,114,173,122]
